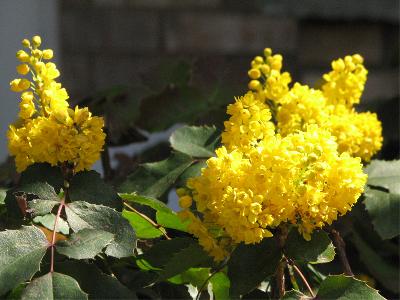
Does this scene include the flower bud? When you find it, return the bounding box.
[16,64,30,75]
[42,49,53,60]
[16,50,30,62]
[32,35,42,47]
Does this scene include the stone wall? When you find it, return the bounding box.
[60,0,399,108]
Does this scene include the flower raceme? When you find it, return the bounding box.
[178,50,378,261]
[8,36,105,172]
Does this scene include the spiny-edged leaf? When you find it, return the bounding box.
[0,226,49,295]
[5,182,60,218]
[65,201,136,258]
[365,160,400,194]
[119,153,193,198]
[57,260,137,299]
[282,289,309,300]
[136,87,207,132]
[140,237,196,268]
[6,283,27,299]
[210,272,231,300]
[228,238,282,297]
[21,272,87,300]
[316,275,385,299]
[156,210,189,232]
[351,231,399,293]
[56,229,114,259]
[69,171,122,210]
[19,163,64,192]
[33,214,69,235]
[159,242,212,280]
[176,160,206,187]
[170,125,220,158]
[119,193,171,213]
[285,230,335,264]
[364,186,400,239]
[122,209,163,239]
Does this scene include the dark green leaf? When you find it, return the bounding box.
[119,193,171,213]
[21,272,87,300]
[285,230,335,264]
[365,160,400,193]
[57,260,136,299]
[141,237,196,268]
[210,272,231,300]
[282,290,309,300]
[19,163,64,192]
[170,125,220,158]
[122,209,163,239]
[33,214,69,235]
[65,201,136,258]
[176,160,206,187]
[156,210,189,232]
[119,153,193,198]
[364,186,400,239]
[351,231,399,293]
[316,275,385,299]
[56,229,114,259]
[136,87,207,132]
[5,182,60,218]
[69,171,122,210]
[159,242,212,280]
[0,226,49,295]
[228,238,282,297]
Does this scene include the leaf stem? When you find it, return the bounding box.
[329,228,354,276]
[123,201,171,240]
[195,261,227,300]
[286,258,315,298]
[50,198,65,273]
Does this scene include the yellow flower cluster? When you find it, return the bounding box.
[176,50,382,261]
[7,36,105,172]
[267,53,382,162]
[179,92,367,260]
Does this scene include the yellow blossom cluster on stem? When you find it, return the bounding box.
[177,49,380,261]
[7,36,105,172]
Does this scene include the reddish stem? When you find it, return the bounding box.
[50,198,65,273]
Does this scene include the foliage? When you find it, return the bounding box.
[0,37,397,300]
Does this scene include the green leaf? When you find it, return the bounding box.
[282,290,308,300]
[176,160,206,186]
[140,237,196,268]
[172,268,210,288]
[0,189,7,206]
[364,187,400,239]
[19,163,64,192]
[122,209,163,239]
[5,182,61,218]
[365,160,400,193]
[65,201,136,258]
[285,230,335,264]
[56,229,114,259]
[69,171,122,210]
[0,226,49,295]
[228,238,282,297]
[57,260,137,299]
[316,275,385,299]
[170,125,220,158]
[136,87,207,132]
[119,193,171,213]
[210,272,231,300]
[119,153,193,198]
[21,272,87,300]
[156,210,189,232]
[33,214,69,235]
[159,242,212,280]
[351,231,399,293]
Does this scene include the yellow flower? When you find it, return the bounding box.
[7,36,106,172]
